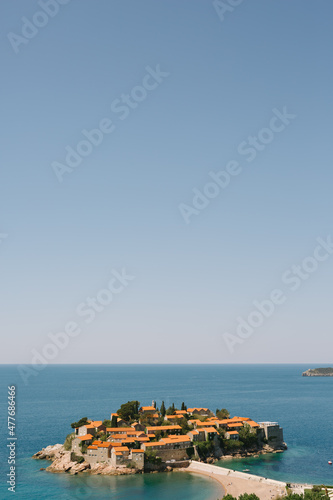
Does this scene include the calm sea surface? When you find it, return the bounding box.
[0,364,332,499]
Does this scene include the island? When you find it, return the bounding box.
[302,367,333,377]
[33,399,286,477]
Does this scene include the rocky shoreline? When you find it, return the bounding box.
[33,443,285,476]
[302,368,333,377]
[33,444,141,476]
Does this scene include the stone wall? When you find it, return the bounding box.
[153,448,189,461]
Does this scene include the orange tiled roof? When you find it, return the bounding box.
[97,442,112,448]
[131,449,144,453]
[201,427,218,433]
[78,434,93,441]
[246,420,259,427]
[227,431,239,435]
[160,436,191,444]
[228,423,243,428]
[106,427,133,432]
[146,425,181,431]
[87,445,98,449]
[187,408,208,412]
[141,406,156,411]
[90,421,103,427]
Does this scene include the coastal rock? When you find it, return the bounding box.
[33,444,64,461]
[46,451,75,472]
[90,463,139,475]
[302,368,333,377]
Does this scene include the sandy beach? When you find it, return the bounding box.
[177,461,289,500]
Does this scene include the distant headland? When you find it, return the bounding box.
[302,367,333,377]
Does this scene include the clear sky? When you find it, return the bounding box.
[1,0,333,364]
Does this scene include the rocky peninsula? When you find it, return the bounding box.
[302,367,333,377]
[32,400,286,478]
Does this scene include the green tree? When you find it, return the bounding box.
[71,417,88,429]
[160,401,166,417]
[111,415,118,427]
[103,419,112,427]
[181,402,186,411]
[238,426,258,448]
[117,401,140,421]
[239,495,260,500]
[63,433,75,451]
[166,403,175,415]
[216,408,230,419]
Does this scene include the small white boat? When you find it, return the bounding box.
[243,469,250,472]
[328,461,332,465]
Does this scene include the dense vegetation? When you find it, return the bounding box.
[63,433,75,451]
[117,401,140,421]
[70,417,88,429]
[220,488,330,500]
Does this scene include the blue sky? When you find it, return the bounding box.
[1,0,333,364]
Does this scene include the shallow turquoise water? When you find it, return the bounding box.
[19,458,223,499]
[1,364,333,498]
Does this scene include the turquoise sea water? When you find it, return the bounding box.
[1,364,333,499]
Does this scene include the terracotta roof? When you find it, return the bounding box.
[106,427,133,432]
[188,430,199,435]
[141,406,156,411]
[114,446,129,451]
[78,434,93,441]
[219,418,243,424]
[131,449,144,453]
[146,425,181,431]
[161,435,191,443]
[87,445,98,450]
[187,408,208,412]
[175,410,187,414]
[90,421,103,427]
[92,440,103,445]
[97,442,112,448]
[110,434,129,439]
[115,452,123,456]
[227,431,239,435]
[201,427,218,433]
[246,421,259,427]
[228,423,243,428]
